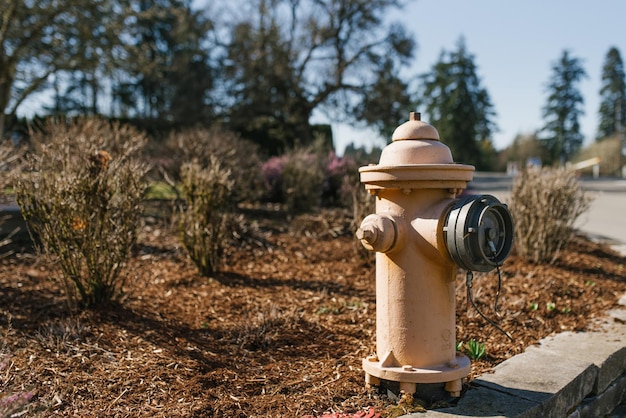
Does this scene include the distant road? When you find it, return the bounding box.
[469,172,626,246]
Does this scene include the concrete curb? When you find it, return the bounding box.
[402,297,626,418]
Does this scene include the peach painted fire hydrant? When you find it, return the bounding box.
[357,112,513,398]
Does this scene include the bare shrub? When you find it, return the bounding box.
[164,127,263,202]
[15,118,148,308]
[178,157,235,276]
[510,166,592,264]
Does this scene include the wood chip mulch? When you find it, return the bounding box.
[1,208,624,417]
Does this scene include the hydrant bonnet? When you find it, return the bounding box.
[360,113,473,190]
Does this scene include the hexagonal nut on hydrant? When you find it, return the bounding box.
[356,214,396,253]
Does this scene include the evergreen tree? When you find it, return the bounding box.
[127,0,214,124]
[419,37,497,169]
[540,50,587,164]
[597,47,626,140]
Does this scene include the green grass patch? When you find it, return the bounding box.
[144,182,178,200]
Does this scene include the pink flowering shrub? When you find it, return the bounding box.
[323,151,360,208]
[261,145,325,214]
[261,155,286,203]
[261,146,363,213]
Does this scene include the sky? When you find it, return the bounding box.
[330,0,626,154]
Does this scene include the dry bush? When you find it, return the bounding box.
[15,118,149,308]
[178,157,235,276]
[510,166,592,264]
[164,126,263,202]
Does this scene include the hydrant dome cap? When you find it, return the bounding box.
[378,139,454,165]
[392,112,440,141]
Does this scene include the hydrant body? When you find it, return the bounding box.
[358,113,480,396]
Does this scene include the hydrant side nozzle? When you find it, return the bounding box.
[357,214,398,253]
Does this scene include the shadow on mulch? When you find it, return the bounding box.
[212,270,369,298]
[88,303,228,371]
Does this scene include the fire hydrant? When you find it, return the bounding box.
[357,112,513,398]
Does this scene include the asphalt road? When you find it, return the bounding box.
[470,172,626,247]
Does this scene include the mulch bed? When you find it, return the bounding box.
[1,207,624,417]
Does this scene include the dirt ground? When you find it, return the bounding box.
[1,206,625,417]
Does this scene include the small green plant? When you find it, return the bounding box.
[15,118,148,308]
[178,157,235,276]
[315,306,338,315]
[384,392,427,416]
[529,302,539,311]
[546,302,556,312]
[462,339,487,360]
[144,182,178,200]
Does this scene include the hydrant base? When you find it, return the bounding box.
[362,354,470,385]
